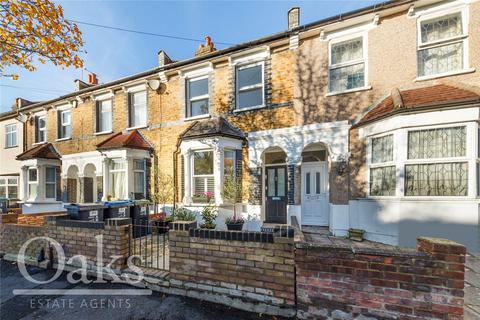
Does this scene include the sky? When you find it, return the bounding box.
[0,0,381,113]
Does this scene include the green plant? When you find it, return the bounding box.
[173,206,196,221]
[221,173,245,224]
[151,168,174,214]
[200,195,217,229]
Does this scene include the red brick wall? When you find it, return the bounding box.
[295,237,466,320]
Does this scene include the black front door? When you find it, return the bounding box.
[265,166,287,223]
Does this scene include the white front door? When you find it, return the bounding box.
[301,162,329,226]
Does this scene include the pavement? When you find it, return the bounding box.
[0,260,284,320]
[465,253,480,320]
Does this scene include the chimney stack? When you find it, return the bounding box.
[158,50,173,67]
[74,79,90,91]
[87,73,98,85]
[195,36,217,56]
[288,7,300,30]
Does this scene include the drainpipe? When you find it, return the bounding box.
[172,137,182,211]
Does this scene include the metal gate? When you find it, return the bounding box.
[128,220,169,270]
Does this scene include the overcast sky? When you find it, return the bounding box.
[0,0,380,113]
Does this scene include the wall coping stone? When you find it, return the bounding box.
[105,218,131,227]
[171,221,197,231]
[54,219,105,229]
[189,228,275,243]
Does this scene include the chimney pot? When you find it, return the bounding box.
[195,35,216,56]
[288,7,300,30]
[87,73,98,85]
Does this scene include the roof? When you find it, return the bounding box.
[180,117,245,140]
[17,0,414,113]
[96,130,153,151]
[356,84,480,126]
[16,143,61,161]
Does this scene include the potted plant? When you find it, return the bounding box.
[222,173,245,231]
[151,168,174,216]
[173,206,196,222]
[200,193,217,229]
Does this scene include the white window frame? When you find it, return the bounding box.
[327,32,369,96]
[27,167,38,200]
[133,159,146,197]
[57,109,72,140]
[45,166,57,199]
[96,98,113,134]
[235,61,265,112]
[108,158,127,199]
[366,121,476,199]
[416,5,472,81]
[0,176,18,199]
[185,75,210,120]
[367,133,396,197]
[35,115,47,144]
[5,123,17,148]
[191,149,215,203]
[127,89,148,130]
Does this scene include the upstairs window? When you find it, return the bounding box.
[96,99,112,133]
[35,115,46,143]
[417,12,467,77]
[192,150,214,203]
[129,91,147,128]
[57,110,71,140]
[186,76,209,118]
[5,124,17,148]
[369,134,395,196]
[236,62,264,110]
[405,126,467,196]
[329,36,365,93]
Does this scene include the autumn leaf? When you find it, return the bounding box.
[0,0,84,78]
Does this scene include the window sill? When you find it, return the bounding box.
[94,130,113,136]
[126,125,148,131]
[415,68,476,82]
[184,114,211,122]
[4,145,18,149]
[56,137,71,142]
[326,86,372,97]
[233,105,266,113]
[33,142,47,146]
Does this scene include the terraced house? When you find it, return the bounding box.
[6,0,480,252]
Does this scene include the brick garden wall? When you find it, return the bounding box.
[295,237,466,320]
[0,214,130,270]
[168,222,296,317]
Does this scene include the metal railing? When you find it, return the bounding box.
[128,220,169,270]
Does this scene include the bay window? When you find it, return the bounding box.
[96,99,112,133]
[35,115,46,143]
[129,91,147,128]
[405,126,467,196]
[45,167,57,199]
[28,168,38,199]
[57,110,71,140]
[5,124,17,148]
[369,134,396,196]
[186,76,209,118]
[192,150,214,203]
[417,11,468,77]
[223,150,236,177]
[236,62,264,110]
[133,159,146,198]
[329,36,365,93]
[108,160,127,199]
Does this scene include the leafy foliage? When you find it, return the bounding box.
[221,173,245,224]
[172,206,196,221]
[200,201,217,229]
[150,168,174,212]
[0,0,84,78]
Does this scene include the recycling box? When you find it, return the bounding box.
[65,203,105,222]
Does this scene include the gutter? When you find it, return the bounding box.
[17,0,414,113]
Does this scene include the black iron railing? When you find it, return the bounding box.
[128,220,169,270]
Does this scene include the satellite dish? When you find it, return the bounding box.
[15,112,28,123]
[147,79,161,91]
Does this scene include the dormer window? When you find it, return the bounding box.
[186,76,209,118]
[328,36,365,93]
[417,11,468,78]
